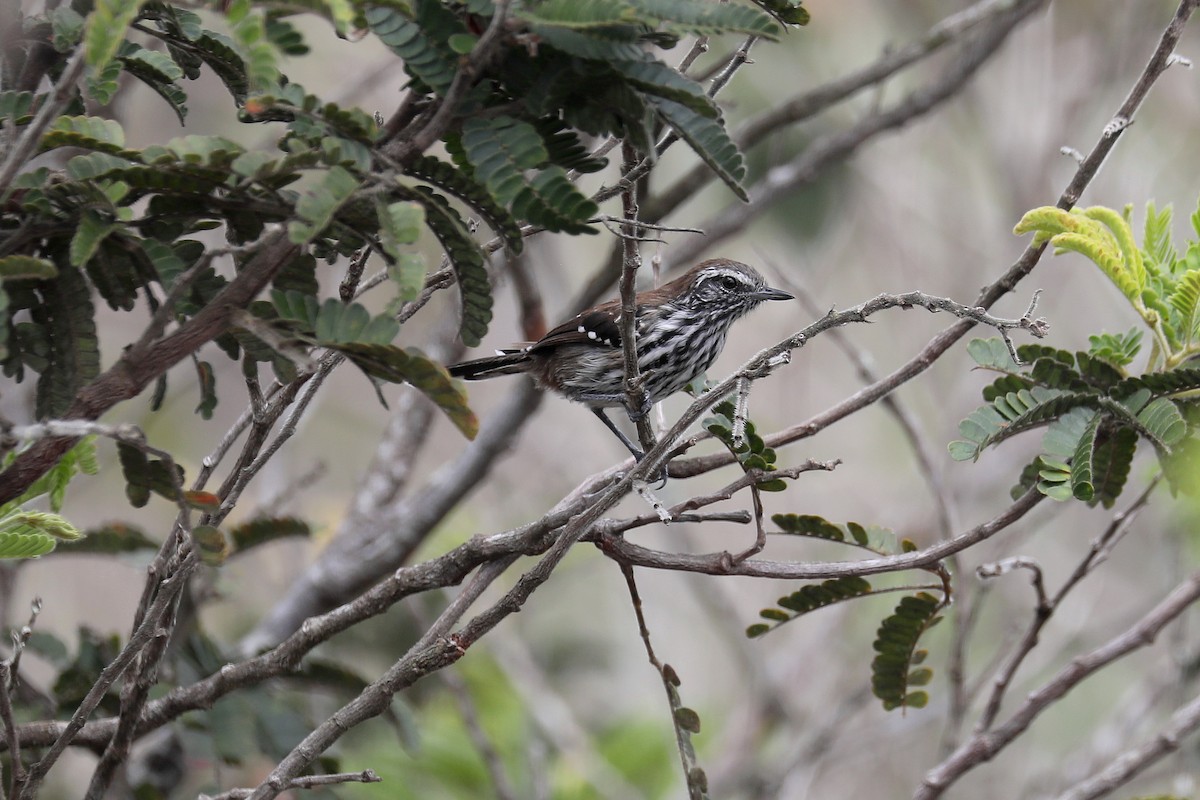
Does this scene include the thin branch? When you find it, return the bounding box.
[618,142,656,456]
[0,48,86,199]
[916,571,1200,800]
[0,231,301,506]
[383,0,513,163]
[660,0,1045,273]
[1051,695,1200,800]
[973,478,1159,735]
[0,663,18,800]
[15,550,197,799]
[617,562,707,800]
[199,770,381,800]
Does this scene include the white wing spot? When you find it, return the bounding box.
[587,331,598,340]
[577,325,586,333]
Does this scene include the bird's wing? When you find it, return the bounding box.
[530,302,624,352]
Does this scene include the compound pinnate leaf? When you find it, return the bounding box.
[327,342,479,439]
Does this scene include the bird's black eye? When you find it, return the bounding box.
[719,275,740,291]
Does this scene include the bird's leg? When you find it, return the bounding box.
[589,408,669,489]
[590,407,644,459]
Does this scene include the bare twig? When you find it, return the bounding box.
[916,571,1200,800]
[973,479,1158,735]
[617,562,707,799]
[199,770,381,800]
[15,550,198,799]
[618,142,656,456]
[0,663,19,800]
[1051,694,1200,800]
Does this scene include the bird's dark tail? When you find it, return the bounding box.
[447,349,532,381]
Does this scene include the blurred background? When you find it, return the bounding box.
[9,0,1200,796]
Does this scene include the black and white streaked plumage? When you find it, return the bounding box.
[448,258,792,456]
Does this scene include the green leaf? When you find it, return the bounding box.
[749,0,810,26]
[58,522,157,554]
[42,115,127,153]
[771,514,905,555]
[389,254,427,304]
[612,57,718,119]
[228,517,312,554]
[1087,328,1142,369]
[313,299,398,345]
[1143,200,1175,272]
[34,266,100,419]
[366,5,458,96]
[399,186,492,347]
[749,577,873,636]
[193,524,230,566]
[376,200,426,265]
[1168,270,1200,346]
[871,592,943,712]
[0,438,99,517]
[517,0,638,29]
[1042,406,1096,459]
[530,23,646,61]
[84,0,149,73]
[403,155,524,252]
[225,0,281,92]
[116,443,185,508]
[1136,397,1187,448]
[192,32,250,101]
[1090,427,1137,508]
[287,166,360,244]
[0,510,81,541]
[0,531,57,559]
[0,256,57,281]
[461,116,550,206]
[1069,412,1102,502]
[634,0,782,38]
[0,90,36,121]
[70,210,118,268]
[649,97,747,201]
[950,387,1078,461]
[534,117,608,174]
[325,342,479,438]
[118,43,189,124]
[1114,367,1200,399]
[511,167,599,235]
[1015,206,1145,310]
[50,6,86,50]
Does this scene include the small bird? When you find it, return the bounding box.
[449,258,793,458]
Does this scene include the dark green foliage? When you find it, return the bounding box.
[404,155,524,252]
[326,342,479,439]
[771,513,917,553]
[5,0,796,424]
[53,628,124,715]
[871,592,944,711]
[59,523,158,554]
[228,517,312,554]
[399,186,493,347]
[746,577,872,637]
[953,335,1198,504]
[31,265,99,419]
[703,400,788,490]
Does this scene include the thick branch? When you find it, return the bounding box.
[916,571,1200,799]
[0,232,300,506]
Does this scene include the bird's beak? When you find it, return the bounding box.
[751,287,794,302]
